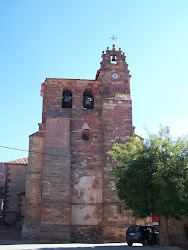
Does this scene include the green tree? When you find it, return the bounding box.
[109,127,188,246]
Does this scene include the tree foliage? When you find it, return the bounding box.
[109,127,188,219]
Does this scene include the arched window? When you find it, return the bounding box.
[62,90,72,108]
[83,91,94,109]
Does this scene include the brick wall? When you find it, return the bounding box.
[23,45,154,243]
[4,163,26,224]
[0,163,6,198]
[22,134,43,238]
[0,163,6,220]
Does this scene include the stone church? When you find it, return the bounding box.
[22,44,152,242]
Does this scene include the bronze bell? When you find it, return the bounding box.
[111,55,117,62]
[83,97,93,109]
[63,95,71,103]
[83,92,94,109]
[62,91,72,108]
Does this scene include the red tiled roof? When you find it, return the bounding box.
[44,78,101,82]
[133,134,144,141]
[45,77,95,81]
[5,157,28,165]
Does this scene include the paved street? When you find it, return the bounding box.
[0,225,183,250]
[0,243,183,250]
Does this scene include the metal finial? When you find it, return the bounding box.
[110,35,117,45]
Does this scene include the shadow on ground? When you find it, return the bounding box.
[0,225,186,250]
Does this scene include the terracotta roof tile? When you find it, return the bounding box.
[5,157,28,165]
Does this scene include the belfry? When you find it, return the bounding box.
[22,44,151,242]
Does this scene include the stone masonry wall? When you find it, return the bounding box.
[40,78,104,242]
[102,97,134,242]
[69,80,103,242]
[0,163,6,197]
[0,162,6,220]
[23,46,154,243]
[40,116,71,242]
[4,163,26,224]
[22,134,44,239]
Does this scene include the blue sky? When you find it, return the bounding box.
[0,0,188,162]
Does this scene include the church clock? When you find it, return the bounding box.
[112,72,119,80]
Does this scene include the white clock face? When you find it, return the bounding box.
[112,72,119,80]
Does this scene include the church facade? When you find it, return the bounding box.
[22,44,152,242]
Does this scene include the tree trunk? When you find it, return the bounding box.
[159,215,170,246]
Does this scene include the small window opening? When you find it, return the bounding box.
[118,205,122,213]
[83,92,94,109]
[62,90,72,108]
[81,129,91,141]
[117,204,124,214]
[111,55,117,64]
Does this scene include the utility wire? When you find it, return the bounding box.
[0,145,148,163]
[0,145,101,160]
[1,145,186,166]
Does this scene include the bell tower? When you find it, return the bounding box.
[96,43,131,97]
[99,43,134,241]
[96,41,133,141]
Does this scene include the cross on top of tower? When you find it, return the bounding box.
[110,35,117,45]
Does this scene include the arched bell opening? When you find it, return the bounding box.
[62,90,72,108]
[83,91,94,109]
[111,54,117,64]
